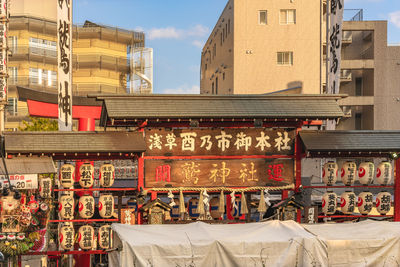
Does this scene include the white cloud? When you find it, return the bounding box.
[187,24,209,38]
[389,10,400,28]
[162,85,200,94]
[192,40,204,49]
[147,27,182,40]
[146,24,209,40]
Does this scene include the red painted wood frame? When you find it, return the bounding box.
[395,159,400,221]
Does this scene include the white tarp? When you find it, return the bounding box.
[110,220,400,267]
[304,220,400,267]
[110,221,325,267]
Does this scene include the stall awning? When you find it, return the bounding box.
[92,94,346,126]
[300,130,400,156]
[4,132,146,154]
[0,156,56,174]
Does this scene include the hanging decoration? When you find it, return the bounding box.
[99,164,115,187]
[357,191,373,215]
[257,190,267,220]
[240,192,248,215]
[376,161,393,185]
[322,161,338,186]
[358,162,374,185]
[218,190,225,219]
[196,190,205,220]
[99,194,114,219]
[78,195,95,219]
[59,164,75,188]
[79,163,94,188]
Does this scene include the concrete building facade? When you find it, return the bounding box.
[6,0,148,130]
[200,0,322,95]
[201,0,400,131]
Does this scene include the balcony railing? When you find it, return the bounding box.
[8,76,127,95]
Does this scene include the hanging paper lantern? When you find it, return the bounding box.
[59,164,75,188]
[357,162,374,185]
[340,191,356,214]
[376,161,392,185]
[100,164,115,187]
[59,224,74,250]
[209,197,220,219]
[170,198,180,220]
[79,195,95,219]
[322,191,337,215]
[78,225,95,250]
[79,163,94,188]
[188,198,199,219]
[16,233,25,241]
[39,177,52,199]
[357,191,373,215]
[98,225,113,250]
[340,161,357,185]
[99,194,114,219]
[59,195,75,220]
[376,191,392,215]
[0,233,6,240]
[322,161,338,186]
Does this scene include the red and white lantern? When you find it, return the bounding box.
[322,191,337,215]
[78,195,95,219]
[39,177,52,199]
[100,164,115,187]
[98,225,113,249]
[99,194,114,219]
[78,225,95,250]
[79,163,94,188]
[59,195,74,220]
[357,191,373,215]
[376,191,391,215]
[358,162,374,185]
[59,223,74,250]
[340,191,356,214]
[340,161,357,185]
[376,161,392,185]
[322,161,338,186]
[59,164,75,188]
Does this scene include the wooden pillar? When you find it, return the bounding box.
[395,158,400,221]
[295,125,303,223]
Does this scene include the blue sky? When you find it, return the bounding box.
[74,0,400,94]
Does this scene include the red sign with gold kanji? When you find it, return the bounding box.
[144,159,294,187]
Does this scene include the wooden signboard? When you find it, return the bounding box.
[304,206,318,224]
[145,159,294,187]
[145,129,295,156]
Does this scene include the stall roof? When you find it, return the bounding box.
[300,130,400,155]
[91,94,346,126]
[4,132,145,154]
[0,156,56,174]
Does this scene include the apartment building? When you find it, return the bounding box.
[336,20,400,130]
[6,0,152,129]
[201,0,400,131]
[200,0,322,95]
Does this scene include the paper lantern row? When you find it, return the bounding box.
[322,191,391,216]
[322,161,392,186]
[59,224,112,251]
[58,194,114,219]
[59,163,115,189]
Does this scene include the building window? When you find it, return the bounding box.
[280,9,296,24]
[225,23,228,37]
[213,44,216,58]
[355,113,362,130]
[215,77,218,95]
[8,36,17,52]
[228,19,231,34]
[205,64,207,70]
[6,98,17,116]
[259,11,267,25]
[29,68,56,86]
[223,72,225,80]
[8,67,17,83]
[355,77,362,96]
[277,52,293,65]
[212,82,215,94]
[29,37,57,57]
[221,32,223,46]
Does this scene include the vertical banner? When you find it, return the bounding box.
[0,0,8,102]
[327,0,344,94]
[57,0,73,131]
